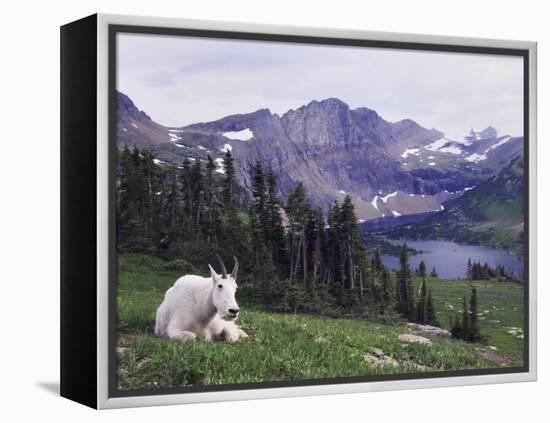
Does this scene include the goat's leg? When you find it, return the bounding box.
[166,326,197,342]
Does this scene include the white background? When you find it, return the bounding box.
[1,0,547,421]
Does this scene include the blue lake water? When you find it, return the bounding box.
[380,240,523,280]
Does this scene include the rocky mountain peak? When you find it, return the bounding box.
[117,91,153,124]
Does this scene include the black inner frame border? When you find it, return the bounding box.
[107,23,530,399]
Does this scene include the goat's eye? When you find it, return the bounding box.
[217,284,223,289]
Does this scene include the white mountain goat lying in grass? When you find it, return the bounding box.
[154,256,248,343]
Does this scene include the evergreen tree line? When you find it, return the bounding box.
[117,146,439,322]
[395,250,438,326]
[466,258,516,282]
[450,287,482,343]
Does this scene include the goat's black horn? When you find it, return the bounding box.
[231,256,239,279]
[216,254,228,278]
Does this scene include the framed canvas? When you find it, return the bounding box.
[60,14,537,409]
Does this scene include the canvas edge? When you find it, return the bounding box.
[95,13,538,409]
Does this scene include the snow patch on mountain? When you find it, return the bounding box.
[484,136,512,154]
[371,196,380,210]
[438,145,462,155]
[465,153,487,163]
[401,148,420,158]
[392,210,402,217]
[214,158,225,174]
[220,143,233,153]
[222,128,253,141]
[381,191,398,203]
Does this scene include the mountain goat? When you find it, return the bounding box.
[154,256,248,343]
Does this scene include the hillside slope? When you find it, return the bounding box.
[382,157,524,251]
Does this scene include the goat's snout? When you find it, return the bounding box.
[228,308,240,316]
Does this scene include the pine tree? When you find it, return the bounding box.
[469,286,481,342]
[396,243,414,321]
[286,182,312,285]
[430,266,438,278]
[418,260,427,278]
[190,160,204,231]
[266,167,287,276]
[416,278,427,324]
[251,160,270,242]
[205,154,217,243]
[461,295,470,341]
[381,268,391,306]
[221,150,243,252]
[466,258,473,280]
[372,249,383,274]
[451,315,463,339]
[426,288,438,326]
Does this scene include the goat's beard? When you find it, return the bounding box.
[221,313,237,321]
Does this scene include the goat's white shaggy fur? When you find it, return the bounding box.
[154,265,248,343]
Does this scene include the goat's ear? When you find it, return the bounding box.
[208,264,219,282]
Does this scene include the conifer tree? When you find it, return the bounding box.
[381,268,391,306]
[266,167,287,276]
[426,288,438,326]
[451,315,463,339]
[461,295,470,341]
[416,278,427,324]
[396,243,414,321]
[469,286,481,342]
[286,182,310,285]
[418,260,427,278]
[430,266,438,278]
[205,154,217,243]
[467,258,473,280]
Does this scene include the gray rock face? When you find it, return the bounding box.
[115,92,523,220]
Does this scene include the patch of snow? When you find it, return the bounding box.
[122,127,127,132]
[131,123,138,129]
[427,156,435,159]
[197,145,207,150]
[438,145,462,155]
[359,219,365,223]
[425,138,449,151]
[338,190,346,195]
[168,133,182,142]
[222,128,253,141]
[463,186,475,192]
[220,143,233,153]
[214,157,225,174]
[169,129,184,133]
[381,191,398,203]
[421,194,426,198]
[392,211,402,217]
[401,148,420,158]
[403,162,408,166]
[175,144,187,148]
[153,159,167,165]
[484,136,512,154]
[465,153,487,163]
[440,205,445,211]
[428,162,436,166]
[409,194,415,197]
[371,196,379,210]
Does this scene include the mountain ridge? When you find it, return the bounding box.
[115,91,523,221]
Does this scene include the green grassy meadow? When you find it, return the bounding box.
[116,255,525,391]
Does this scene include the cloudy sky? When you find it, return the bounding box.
[117,32,524,138]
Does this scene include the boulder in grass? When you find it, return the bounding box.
[398,333,433,347]
[407,323,451,338]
